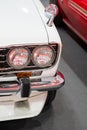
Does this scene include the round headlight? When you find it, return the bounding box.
[32,46,55,67]
[8,48,30,69]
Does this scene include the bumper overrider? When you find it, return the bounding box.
[0,71,64,97]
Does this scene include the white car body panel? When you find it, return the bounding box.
[32,0,62,77]
[0,0,48,46]
[0,91,47,121]
[0,0,62,78]
[34,0,62,43]
[0,0,63,121]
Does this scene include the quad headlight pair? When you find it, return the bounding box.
[8,45,55,69]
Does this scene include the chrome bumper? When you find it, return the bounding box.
[0,71,65,97]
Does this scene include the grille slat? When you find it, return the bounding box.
[0,57,6,61]
[0,48,9,70]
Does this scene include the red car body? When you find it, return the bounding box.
[55,0,87,43]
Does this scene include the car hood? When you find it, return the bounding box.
[0,0,48,47]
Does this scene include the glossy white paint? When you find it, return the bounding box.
[0,0,48,46]
[30,0,62,77]
[0,0,62,47]
[0,91,47,121]
[0,0,62,80]
[0,0,63,121]
[34,0,62,43]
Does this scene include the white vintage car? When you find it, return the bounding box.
[0,0,64,121]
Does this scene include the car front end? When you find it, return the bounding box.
[0,0,64,121]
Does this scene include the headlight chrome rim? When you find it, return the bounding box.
[32,45,55,67]
[7,47,30,69]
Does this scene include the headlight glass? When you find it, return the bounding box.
[32,46,55,67]
[8,48,30,69]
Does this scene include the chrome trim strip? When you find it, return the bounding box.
[0,55,5,57]
[0,71,65,96]
[0,61,6,63]
[69,0,87,17]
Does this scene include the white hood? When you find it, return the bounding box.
[0,0,48,47]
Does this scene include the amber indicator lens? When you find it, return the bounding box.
[17,72,32,78]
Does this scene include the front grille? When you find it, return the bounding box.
[0,48,9,69]
[0,44,58,75]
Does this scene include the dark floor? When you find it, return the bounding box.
[0,0,87,130]
[58,24,87,86]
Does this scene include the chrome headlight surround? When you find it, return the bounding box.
[32,45,55,67]
[8,47,30,69]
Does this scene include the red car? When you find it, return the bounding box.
[50,0,87,43]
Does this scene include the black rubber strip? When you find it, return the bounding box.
[21,78,31,97]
